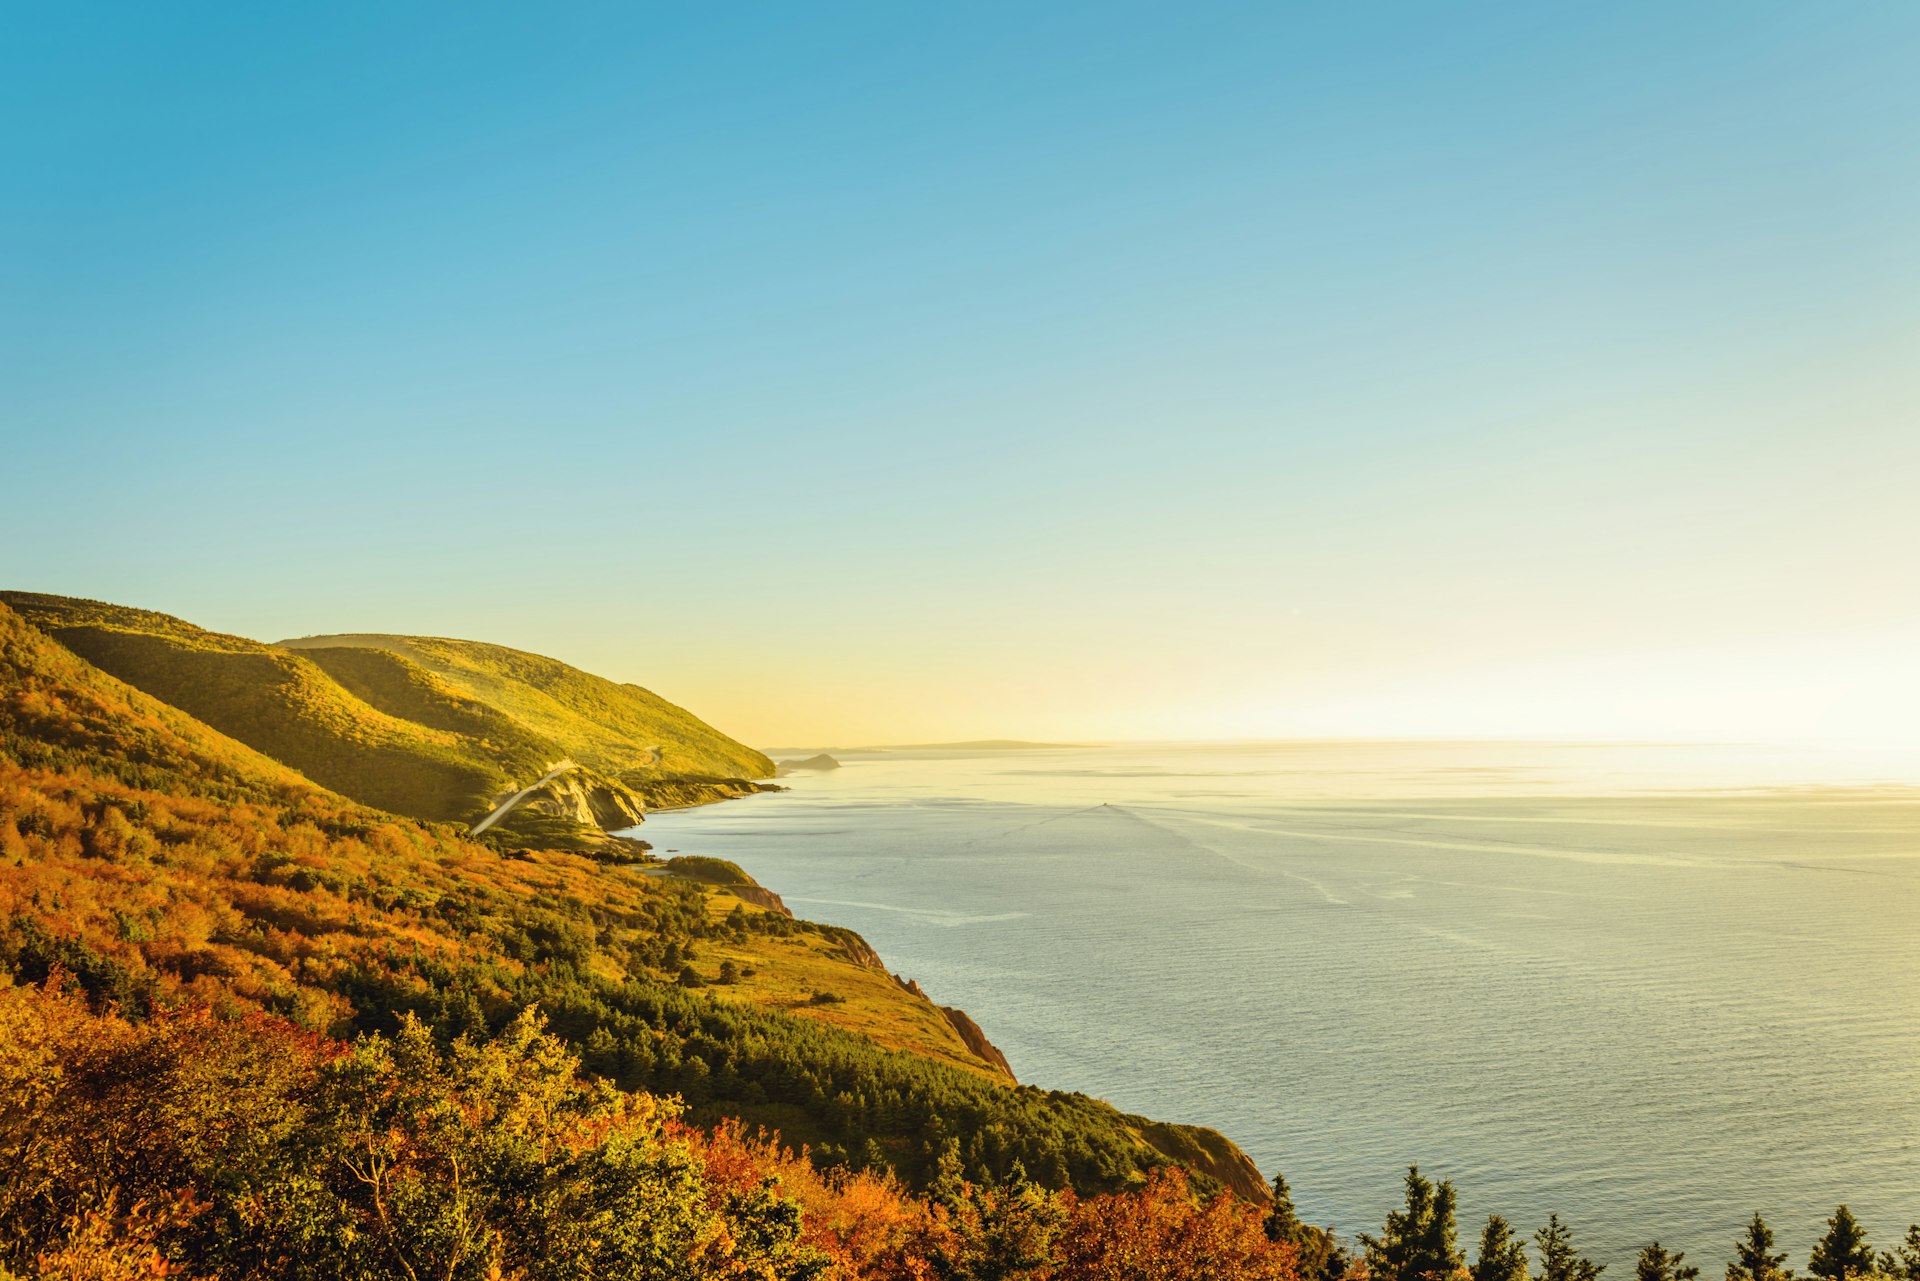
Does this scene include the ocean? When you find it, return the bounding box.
[627,741,1920,1269]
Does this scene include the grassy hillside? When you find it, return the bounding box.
[0,601,311,806]
[0,594,768,835]
[0,599,1269,1205]
[278,632,774,783]
[294,642,562,754]
[1,592,528,822]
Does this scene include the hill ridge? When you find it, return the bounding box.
[278,631,773,783]
[0,593,771,844]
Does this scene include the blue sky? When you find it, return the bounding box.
[5,3,1918,745]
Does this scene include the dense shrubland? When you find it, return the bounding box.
[0,980,1298,1280]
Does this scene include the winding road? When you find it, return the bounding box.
[470,759,577,835]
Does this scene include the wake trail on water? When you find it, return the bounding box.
[1150,807,1700,867]
[1100,803,1274,876]
[956,799,1282,881]
[957,802,1129,847]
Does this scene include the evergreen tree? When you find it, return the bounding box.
[1267,1173,1305,1245]
[927,1137,971,1215]
[1536,1215,1606,1281]
[1639,1242,1702,1281]
[1318,1234,1357,1281]
[1363,1166,1465,1281]
[1267,1173,1350,1281]
[1879,1226,1920,1281]
[1810,1208,1875,1281]
[1728,1215,1794,1281]
[1474,1216,1531,1281]
[967,1162,1065,1281]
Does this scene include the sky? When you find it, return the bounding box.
[4,3,1918,748]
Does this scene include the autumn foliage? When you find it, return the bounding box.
[0,980,1299,1280]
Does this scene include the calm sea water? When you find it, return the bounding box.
[630,741,1920,1269]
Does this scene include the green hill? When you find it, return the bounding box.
[0,599,312,806]
[1,592,538,823]
[0,594,770,837]
[278,631,774,785]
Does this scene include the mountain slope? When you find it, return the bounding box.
[0,594,768,834]
[1,592,533,823]
[279,632,774,785]
[0,600,311,805]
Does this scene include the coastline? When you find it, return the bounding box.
[618,769,1278,1201]
[620,743,1920,1266]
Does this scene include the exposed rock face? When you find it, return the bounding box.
[939,1005,1015,1079]
[888,974,1015,1080]
[584,784,646,828]
[518,768,647,829]
[775,753,840,775]
[624,775,770,810]
[730,884,791,916]
[828,930,888,970]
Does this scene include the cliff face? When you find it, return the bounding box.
[518,767,648,829]
[886,973,1016,1081]
[729,884,791,916]
[938,1006,1015,1078]
[624,775,775,812]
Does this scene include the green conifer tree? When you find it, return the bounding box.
[1639,1242,1702,1281]
[1536,1215,1606,1281]
[1728,1215,1794,1281]
[1267,1173,1305,1245]
[1810,1208,1875,1281]
[1268,1173,1349,1281]
[927,1137,971,1214]
[1878,1226,1920,1281]
[969,1161,1065,1281]
[1474,1216,1531,1281]
[1363,1167,1465,1281]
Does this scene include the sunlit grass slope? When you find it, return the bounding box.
[1,592,532,822]
[0,600,311,806]
[278,632,774,785]
[0,595,770,831]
